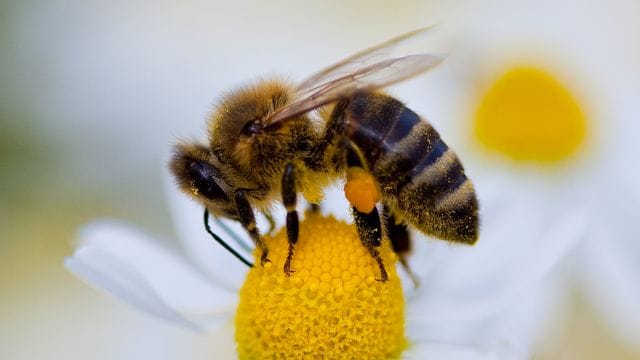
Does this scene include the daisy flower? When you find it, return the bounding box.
[66,175,575,359]
[61,6,594,357]
[416,0,640,350]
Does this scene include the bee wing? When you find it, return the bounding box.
[265,27,443,126]
[297,26,436,92]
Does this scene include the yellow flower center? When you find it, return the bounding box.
[235,213,407,359]
[474,66,588,163]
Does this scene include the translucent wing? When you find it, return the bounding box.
[297,26,436,93]
[265,27,444,126]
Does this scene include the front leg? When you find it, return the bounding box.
[235,189,270,265]
[281,163,299,276]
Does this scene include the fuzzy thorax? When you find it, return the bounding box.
[235,213,407,359]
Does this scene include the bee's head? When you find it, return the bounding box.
[169,142,239,220]
[208,79,312,172]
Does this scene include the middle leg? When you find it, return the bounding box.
[281,163,299,276]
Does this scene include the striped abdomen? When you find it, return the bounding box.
[345,92,478,243]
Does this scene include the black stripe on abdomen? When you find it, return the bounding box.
[347,93,404,163]
[410,137,448,178]
[411,159,467,205]
[382,106,421,146]
[373,120,444,195]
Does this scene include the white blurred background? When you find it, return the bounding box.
[1,0,639,359]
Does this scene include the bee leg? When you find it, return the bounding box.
[235,189,270,265]
[383,207,419,288]
[340,140,387,281]
[353,206,388,282]
[282,163,299,276]
[203,208,253,267]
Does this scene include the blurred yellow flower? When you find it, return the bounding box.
[419,0,640,351]
[474,66,587,163]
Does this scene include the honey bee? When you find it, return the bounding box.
[170,28,479,282]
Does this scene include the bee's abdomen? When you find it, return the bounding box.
[347,93,478,244]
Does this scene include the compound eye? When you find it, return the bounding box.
[240,120,262,136]
[186,160,229,201]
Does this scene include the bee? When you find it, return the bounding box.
[170,28,479,282]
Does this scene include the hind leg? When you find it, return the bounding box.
[353,206,388,282]
[341,140,388,282]
[383,206,419,288]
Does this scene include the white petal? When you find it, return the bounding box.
[406,281,555,359]
[319,184,353,221]
[66,219,237,330]
[164,177,250,291]
[407,174,584,324]
[574,75,640,349]
[580,185,640,349]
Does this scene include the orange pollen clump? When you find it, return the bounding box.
[344,167,381,213]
